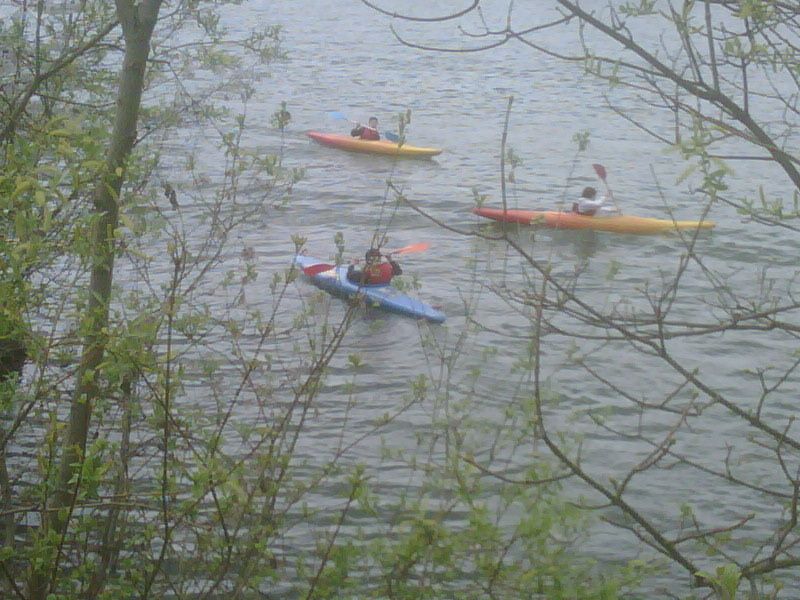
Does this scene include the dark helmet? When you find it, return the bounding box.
[581,186,597,199]
[365,248,381,262]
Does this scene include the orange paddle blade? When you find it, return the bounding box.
[386,242,430,255]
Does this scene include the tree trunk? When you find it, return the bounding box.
[27,2,162,597]
[0,335,26,597]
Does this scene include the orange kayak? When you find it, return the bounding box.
[306,131,442,158]
[473,207,714,235]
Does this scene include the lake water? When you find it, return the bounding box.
[138,0,800,596]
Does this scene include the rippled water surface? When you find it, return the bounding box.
[148,1,800,595]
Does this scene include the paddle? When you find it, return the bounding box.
[383,241,430,255]
[592,163,622,213]
[302,242,430,276]
[327,111,401,142]
[302,263,338,276]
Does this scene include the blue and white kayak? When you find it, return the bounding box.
[294,255,446,324]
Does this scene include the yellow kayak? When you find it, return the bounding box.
[473,207,715,235]
[306,131,442,158]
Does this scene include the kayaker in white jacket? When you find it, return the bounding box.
[572,186,619,216]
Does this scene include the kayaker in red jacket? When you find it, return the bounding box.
[351,116,381,141]
[347,248,402,285]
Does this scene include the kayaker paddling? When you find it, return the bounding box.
[295,253,444,323]
[350,116,381,141]
[572,186,618,217]
[347,247,402,285]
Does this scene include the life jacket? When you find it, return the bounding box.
[573,199,599,216]
[359,127,380,141]
[362,262,394,284]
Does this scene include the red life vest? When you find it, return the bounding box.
[362,262,394,285]
[360,127,380,141]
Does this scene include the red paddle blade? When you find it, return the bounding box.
[302,263,335,276]
[387,242,430,255]
[592,163,608,181]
